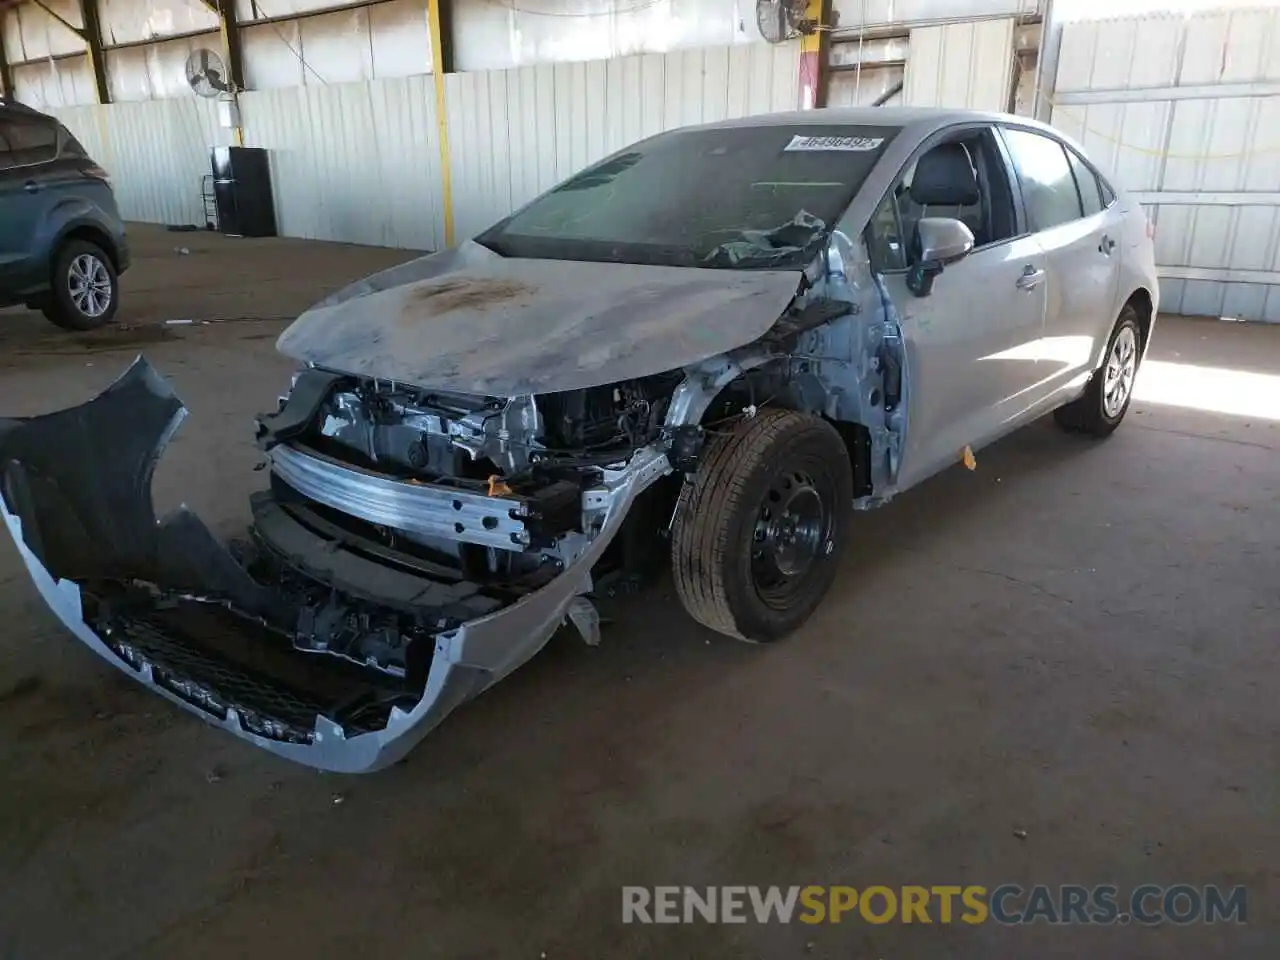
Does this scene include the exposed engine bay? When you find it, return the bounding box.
[251,368,694,671]
[303,370,685,479]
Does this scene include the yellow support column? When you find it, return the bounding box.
[798,0,832,110]
[428,0,455,248]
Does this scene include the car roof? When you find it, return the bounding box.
[666,106,1058,138]
[0,98,56,123]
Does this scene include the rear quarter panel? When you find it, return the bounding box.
[1111,191,1160,359]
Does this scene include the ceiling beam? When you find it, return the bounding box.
[0,19,13,98]
[215,0,243,92]
[79,0,110,103]
[28,0,84,38]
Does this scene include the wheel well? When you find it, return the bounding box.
[56,226,119,273]
[1126,288,1154,350]
[694,369,874,499]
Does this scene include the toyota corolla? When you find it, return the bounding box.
[0,108,1157,772]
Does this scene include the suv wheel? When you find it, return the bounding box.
[43,240,119,331]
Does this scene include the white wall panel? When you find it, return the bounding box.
[99,0,218,45]
[241,0,430,89]
[106,33,221,101]
[296,7,379,84]
[446,39,800,240]
[12,57,98,108]
[452,0,758,72]
[367,0,432,77]
[903,17,1014,111]
[828,65,904,107]
[238,74,445,249]
[1051,7,1280,321]
[243,21,309,89]
[832,0,1037,34]
[235,0,378,22]
[3,1,85,61]
[1049,100,1168,191]
[49,97,230,225]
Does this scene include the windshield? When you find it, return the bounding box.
[476,124,899,269]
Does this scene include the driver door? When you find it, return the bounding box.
[865,126,1048,491]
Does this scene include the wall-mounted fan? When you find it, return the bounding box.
[756,0,815,44]
[185,48,232,98]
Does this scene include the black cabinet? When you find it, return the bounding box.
[210,146,277,238]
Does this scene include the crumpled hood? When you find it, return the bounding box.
[276,241,801,396]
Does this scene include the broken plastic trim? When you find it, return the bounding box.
[0,357,672,773]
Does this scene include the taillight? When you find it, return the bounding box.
[83,164,112,187]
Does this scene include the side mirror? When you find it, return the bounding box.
[906,217,975,297]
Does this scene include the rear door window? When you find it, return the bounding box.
[5,118,59,167]
[1066,150,1103,217]
[57,125,89,158]
[1001,128,1084,232]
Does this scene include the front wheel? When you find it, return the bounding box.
[1054,305,1143,437]
[671,409,853,642]
[42,240,119,331]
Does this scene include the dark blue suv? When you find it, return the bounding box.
[0,99,129,330]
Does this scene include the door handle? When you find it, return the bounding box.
[1016,265,1045,291]
[23,181,40,194]
[1099,235,1116,254]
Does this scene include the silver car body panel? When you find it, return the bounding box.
[277,240,802,396]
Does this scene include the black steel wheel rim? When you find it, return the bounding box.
[750,467,834,607]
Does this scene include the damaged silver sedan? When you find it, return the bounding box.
[0,108,1158,772]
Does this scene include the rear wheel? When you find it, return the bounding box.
[671,409,853,642]
[1054,305,1142,437]
[42,240,119,331]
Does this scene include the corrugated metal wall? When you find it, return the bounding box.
[831,0,1037,32]
[828,67,905,108]
[49,39,798,245]
[1052,7,1280,322]
[903,18,1015,111]
[238,74,445,249]
[50,97,231,226]
[445,41,801,239]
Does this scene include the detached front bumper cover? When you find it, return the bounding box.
[0,358,665,772]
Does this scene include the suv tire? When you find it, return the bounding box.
[43,240,119,331]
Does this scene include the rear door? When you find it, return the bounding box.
[1000,126,1122,398]
[866,125,1049,491]
[0,114,60,294]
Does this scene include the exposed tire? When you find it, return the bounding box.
[671,408,853,642]
[42,240,119,331]
[1053,304,1143,438]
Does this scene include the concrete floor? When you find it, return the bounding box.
[0,227,1276,959]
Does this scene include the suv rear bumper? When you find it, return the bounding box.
[113,232,131,273]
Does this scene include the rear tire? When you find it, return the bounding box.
[42,240,119,331]
[1054,305,1142,437]
[671,409,853,642]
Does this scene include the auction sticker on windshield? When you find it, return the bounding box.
[784,135,885,152]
